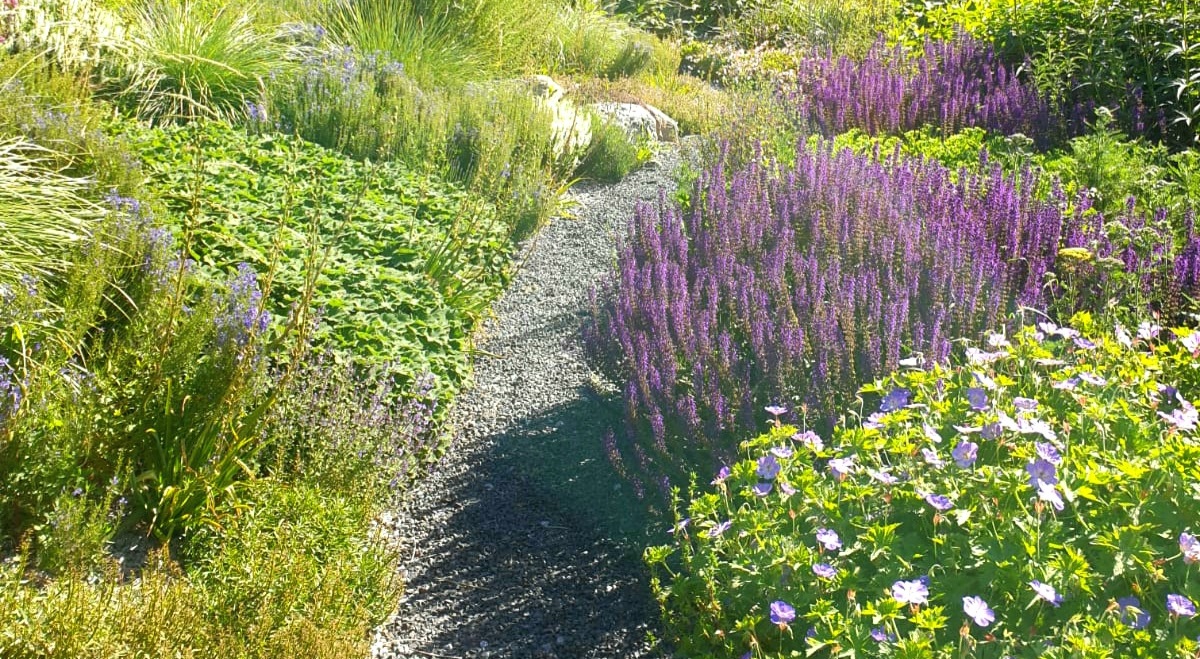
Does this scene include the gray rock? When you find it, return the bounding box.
[589,102,680,143]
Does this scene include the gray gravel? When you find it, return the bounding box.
[372,143,695,659]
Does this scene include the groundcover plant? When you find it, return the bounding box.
[648,317,1200,658]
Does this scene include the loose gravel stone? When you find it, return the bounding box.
[372,143,696,659]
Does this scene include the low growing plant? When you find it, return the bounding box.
[649,317,1200,657]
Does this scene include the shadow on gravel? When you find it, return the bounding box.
[397,392,671,658]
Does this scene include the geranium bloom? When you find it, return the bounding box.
[1118,596,1150,629]
[1137,321,1162,340]
[966,387,989,410]
[1073,337,1097,350]
[892,579,929,605]
[963,596,995,627]
[1026,459,1058,487]
[868,468,899,485]
[1181,331,1200,353]
[923,423,942,443]
[1181,532,1200,564]
[1077,372,1107,386]
[922,448,946,468]
[953,441,978,468]
[1035,442,1062,465]
[870,627,896,642]
[1160,397,1199,431]
[924,492,953,511]
[751,482,772,497]
[1052,376,1080,391]
[707,520,732,538]
[711,466,731,485]
[765,405,788,417]
[1168,594,1196,617]
[1115,324,1133,347]
[880,387,912,412]
[757,454,781,480]
[779,481,797,496]
[770,600,796,625]
[828,456,856,478]
[793,430,824,451]
[1029,581,1063,606]
[770,445,794,459]
[1037,481,1064,511]
[1013,397,1039,412]
[816,528,842,551]
[812,562,836,579]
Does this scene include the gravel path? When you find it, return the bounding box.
[372,144,691,659]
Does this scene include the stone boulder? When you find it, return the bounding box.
[522,74,592,158]
[589,101,680,143]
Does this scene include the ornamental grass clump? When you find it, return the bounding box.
[647,319,1200,657]
[586,142,1200,494]
[784,35,1058,144]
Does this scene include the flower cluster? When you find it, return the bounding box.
[782,35,1060,145]
[587,140,1200,493]
[647,320,1200,657]
[213,263,270,351]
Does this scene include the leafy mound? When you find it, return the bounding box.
[648,316,1200,658]
[131,120,510,404]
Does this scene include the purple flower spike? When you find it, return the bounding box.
[924,492,953,511]
[1168,594,1197,617]
[1118,596,1151,629]
[1030,581,1064,606]
[963,596,995,627]
[952,441,978,468]
[966,387,988,411]
[892,579,929,605]
[816,527,842,551]
[757,454,781,480]
[812,562,837,579]
[769,600,796,626]
[1181,532,1200,564]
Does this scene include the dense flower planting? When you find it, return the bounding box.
[783,36,1058,145]
[586,143,1200,493]
[647,319,1200,657]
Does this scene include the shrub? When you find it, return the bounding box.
[2,0,126,72]
[715,0,901,57]
[783,35,1059,145]
[113,0,286,122]
[586,142,1200,496]
[574,114,644,183]
[648,318,1200,657]
[572,71,733,136]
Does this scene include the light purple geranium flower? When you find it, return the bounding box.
[1035,442,1062,465]
[1074,336,1097,350]
[757,454,781,480]
[863,412,887,430]
[966,347,1006,366]
[954,424,982,435]
[1052,376,1081,391]
[1077,372,1107,386]
[812,562,836,579]
[880,387,912,412]
[1013,397,1039,413]
[963,596,995,627]
[793,430,824,451]
[867,468,899,485]
[974,371,997,389]
[953,441,978,468]
[1138,321,1162,341]
[1039,321,1080,340]
[987,333,1011,348]
[981,422,1002,440]
[1160,397,1199,431]
[1181,532,1200,564]
[816,527,841,551]
[1115,324,1133,348]
[922,448,946,468]
[711,466,731,485]
[765,405,788,417]
[669,518,691,534]
[707,520,732,538]
[870,627,896,642]
[828,456,856,478]
[1037,481,1064,511]
[966,387,989,411]
[1118,596,1150,629]
[770,445,794,459]
[1026,459,1058,487]
[892,579,929,605]
[769,600,796,625]
[923,423,942,443]
[1168,594,1197,617]
[924,492,953,511]
[1181,331,1200,354]
[751,482,773,497]
[1030,581,1064,606]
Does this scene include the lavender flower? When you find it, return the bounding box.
[892,579,930,605]
[711,466,731,485]
[966,387,988,411]
[751,482,773,497]
[816,527,842,551]
[1181,532,1200,564]
[963,596,995,627]
[1035,442,1062,465]
[1029,581,1064,606]
[867,467,899,485]
[880,387,911,412]
[793,430,824,451]
[1168,594,1196,617]
[1118,596,1151,629]
[924,492,953,511]
[1026,459,1058,487]
[756,454,781,480]
[769,600,796,625]
[1037,481,1065,511]
[812,562,837,579]
[770,445,794,459]
[952,441,978,468]
[765,405,788,417]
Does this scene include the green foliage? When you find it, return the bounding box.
[0,481,399,658]
[128,120,510,409]
[2,0,127,73]
[718,0,901,56]
[574,115,644,183]
[650,317,1200,657]
[112,0,287,123]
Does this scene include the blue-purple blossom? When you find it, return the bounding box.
[867,468,899,485]
[952,441,978,468]
[712,466,731,485]
[892,579,930,605]
[1052,376,1081,391]
[828,456,856,478]
[981,422,1002,439]
[924,492,953,511]
[1168,594,1196,617]
[1181,532,1200,564]
[966,387,988,411]
[922,448,945,468]
[870,627,896,642]
[1138,321,1162,340]
[816,527,841,551]
[880,387,911,412]
[923,423,942,443]
[751,482,773,497]
[1037,481,1064,511]
[1026,459,1058,487]
[707,520,732,538]
[769,600,796,625]
[963,596,995,627]
[1077,372,1107,386]
[812,562,837,579]
[1030,581,1064,606]
[1118,596,1151,629]
[757,454,781,480]
[793,430,824,451]
[779,481,796,496]
[1035,442,1062,465]
[770,445,794,459]
[765,405,788,417]
[1013,397,1039,412]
